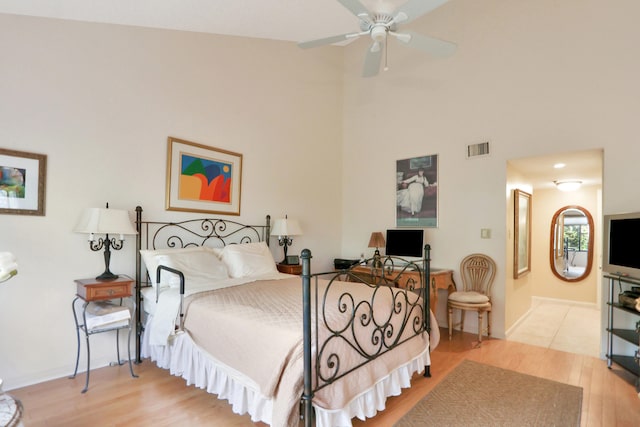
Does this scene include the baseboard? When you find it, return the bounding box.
[4,357,114,391]
[505,306,535,338]
[531,295,598,310]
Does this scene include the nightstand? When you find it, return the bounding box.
[277,263,302,275]
[70,276,138,393]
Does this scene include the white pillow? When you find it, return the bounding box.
[140,246,211,288]
[154,250,228,288]
[219,241,277,278]
[210,247,224,259]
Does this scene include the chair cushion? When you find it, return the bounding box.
[448,291,490,304]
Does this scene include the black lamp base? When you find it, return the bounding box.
[94,233,119,281]
[96,271,118,281]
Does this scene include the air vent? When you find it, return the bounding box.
[467,141,490,158]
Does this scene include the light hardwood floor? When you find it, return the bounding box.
[10,328,640,426]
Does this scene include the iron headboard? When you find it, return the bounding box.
[133,206,271,361]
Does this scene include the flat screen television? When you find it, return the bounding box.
[385,229,424,258]
[603,212,640,279]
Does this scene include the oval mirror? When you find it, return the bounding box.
[549,205,594,282]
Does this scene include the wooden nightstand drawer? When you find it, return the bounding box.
[277,263,302,275]
[75,277,133,301]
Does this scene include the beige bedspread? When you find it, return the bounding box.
[184,276,432,427]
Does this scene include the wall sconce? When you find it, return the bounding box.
[554,180,582,192]
[0,252,17,283]
[74,203,137,281]
[368,232,385,268]
[270,215,303,264]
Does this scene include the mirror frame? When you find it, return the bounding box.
[514,189,532,278]
[549,205,594,282]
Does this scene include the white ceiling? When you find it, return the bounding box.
[508,149,603,190]
[0,0,414,44]
[0,1,604,190]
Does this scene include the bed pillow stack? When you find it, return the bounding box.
[140,241,278,287]
[140,246,227,288]
[155,249,229,288]
[218,241,278,278]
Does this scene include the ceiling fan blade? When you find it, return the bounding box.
[338,0,370,19]
[298,33,356,49]
[396,31,456,57]
[393,0,449,25]
[362,43,383,78]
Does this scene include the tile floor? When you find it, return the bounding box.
[507,299,602,358]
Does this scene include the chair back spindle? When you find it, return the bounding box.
[461,255,496,295]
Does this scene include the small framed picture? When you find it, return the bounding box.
[166,137,242,215]
[0,148,47,216]
[286,255,300,265]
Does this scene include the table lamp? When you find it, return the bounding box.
[74,203,137,281]
[270,215,303,264]
[368,231,385,268]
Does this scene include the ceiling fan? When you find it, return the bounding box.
[298,0,456,77]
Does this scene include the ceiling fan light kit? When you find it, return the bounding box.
[298,0,457,77]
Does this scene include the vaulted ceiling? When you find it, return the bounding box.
[0,0,414,44]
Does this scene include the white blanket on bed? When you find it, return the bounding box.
[146,274,437,427]
[148,272,290,346]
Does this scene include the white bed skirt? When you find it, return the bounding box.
[142,316,431,427]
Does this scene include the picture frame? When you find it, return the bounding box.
[0,148,47,216]
[166,137,242,216]
[513,188,532,278]
[285,255,300,265]
[396,154,438,227]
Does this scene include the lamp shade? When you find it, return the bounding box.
[368,232,385,248]
[74,208,137,235]
[270,218,302,237]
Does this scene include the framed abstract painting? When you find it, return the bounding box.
[166,137,242,215]
[0,148,47,216]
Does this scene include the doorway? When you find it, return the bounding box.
[506,149,603,357]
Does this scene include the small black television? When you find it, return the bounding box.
[385,229,424,258]
[603,212,640,279]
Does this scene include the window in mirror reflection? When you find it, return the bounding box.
[550,206,594,282]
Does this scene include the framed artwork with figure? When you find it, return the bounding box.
[166,137,242,215]
[396,154,438,227]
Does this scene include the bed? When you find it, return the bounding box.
[133,207,437,427]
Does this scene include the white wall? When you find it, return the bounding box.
[340,0,640,334]
[3,0,640,390]
[0,14,344,389]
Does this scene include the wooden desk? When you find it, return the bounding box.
[350,265,456,317]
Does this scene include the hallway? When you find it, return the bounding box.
[507,299,601,358]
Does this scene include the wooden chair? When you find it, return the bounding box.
[448,253,496,343]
